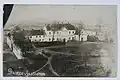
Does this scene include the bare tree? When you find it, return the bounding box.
[51,21,58,42]
[77,21,84,41]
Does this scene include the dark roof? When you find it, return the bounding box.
[63,24,76,30]
[46,23,75,31]
[13,30,45,36]
[30,29,45,35]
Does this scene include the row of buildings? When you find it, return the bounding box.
[5,22,112,43]
[27,23,106,42]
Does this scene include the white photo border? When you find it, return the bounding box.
[0,0,120,80]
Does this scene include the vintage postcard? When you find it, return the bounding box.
[3,4,117,77]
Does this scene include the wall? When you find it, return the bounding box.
[7,36,24,59]
[29,30,76,42]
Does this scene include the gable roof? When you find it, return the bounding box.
[61,27,67,30]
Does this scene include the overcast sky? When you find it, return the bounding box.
[5,5,117,28]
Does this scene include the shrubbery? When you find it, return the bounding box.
[87,35,99,42]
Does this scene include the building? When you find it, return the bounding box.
[27,23,102,42]
[28,23,77,42]
[77,29,97,41]
[28,22,110,42]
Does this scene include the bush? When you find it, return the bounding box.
[87,35,99,42]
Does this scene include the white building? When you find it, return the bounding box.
[28,24,77,42]
[28,24,104,42]
[79,29,97,41]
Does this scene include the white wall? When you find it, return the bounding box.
[75,35,87,41]
[29,28,102,42]
[7,37,12,49]
[7,37,24,59]
[12,43,24,59]
[29,29,76,42]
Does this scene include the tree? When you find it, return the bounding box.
[13,31,25,42]
[87,35,99,42]
[51,21,59,42]
[77,21,84,41]
[12,31,26,48]
[12,26,34,52]
[12,25,21,33]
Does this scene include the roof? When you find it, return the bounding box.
[65,24,76,30]
[85,28,98,32]
[46,23,76,31]
[30,29,45,35]
[75,28,97,35]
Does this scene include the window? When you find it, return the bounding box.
[49,32,51,34]
[43,35,45,37]
[57,38,59,41]
[69,31,71,34]
[42,39,44,41]
[69,37,71,40]
[72,31,74,34]
[36,35,39,37]
[74,36,76,39]
[49,38,51,41]
[39,35,41,37]
[57,32,59,34]
[39,39,41,41]
[30,36,32,38]
[72,37,74,40]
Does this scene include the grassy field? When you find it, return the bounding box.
[47,41,117,77]
[3,34,117,77]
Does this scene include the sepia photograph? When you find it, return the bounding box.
[3,4,117,77]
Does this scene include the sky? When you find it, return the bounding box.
[5,4,117,29]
